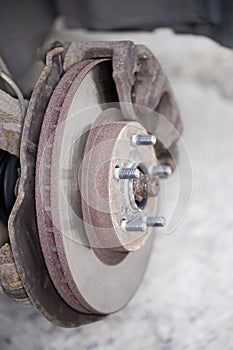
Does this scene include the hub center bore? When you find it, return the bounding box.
[133,167,160,210]
[133,171,149,209]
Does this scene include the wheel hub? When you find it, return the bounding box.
[82,116,159,254]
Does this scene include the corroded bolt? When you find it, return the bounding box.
[145,216,166,227]
[133,173,159,202]
[115,167,140,180]
[149,165,172,178]
[132,134,156,146]
[121,219,147,232]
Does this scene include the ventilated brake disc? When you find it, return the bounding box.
[0,41,182,327]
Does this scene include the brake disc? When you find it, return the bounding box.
[0,41,182,327]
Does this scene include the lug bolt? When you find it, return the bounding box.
[115,167,140,180]
[132,134,156,146]
[121,219,147,232]
[149,165,172,178]
[145,216,166,227]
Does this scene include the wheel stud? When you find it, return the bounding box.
[121,219,147,232]
[114,167,140,180]
[149,165,172,178]
[145,216,165,227]
[132,134,156,146]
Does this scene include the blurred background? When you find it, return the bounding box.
[0,24,233,349]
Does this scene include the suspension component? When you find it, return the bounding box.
[0,150,19,225]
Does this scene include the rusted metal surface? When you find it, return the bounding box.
[133,173,159,203]
[0,243,29,304]
[0,90,25,157]
[0,55,28,157]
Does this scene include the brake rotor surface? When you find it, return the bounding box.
[36,59,155,314]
